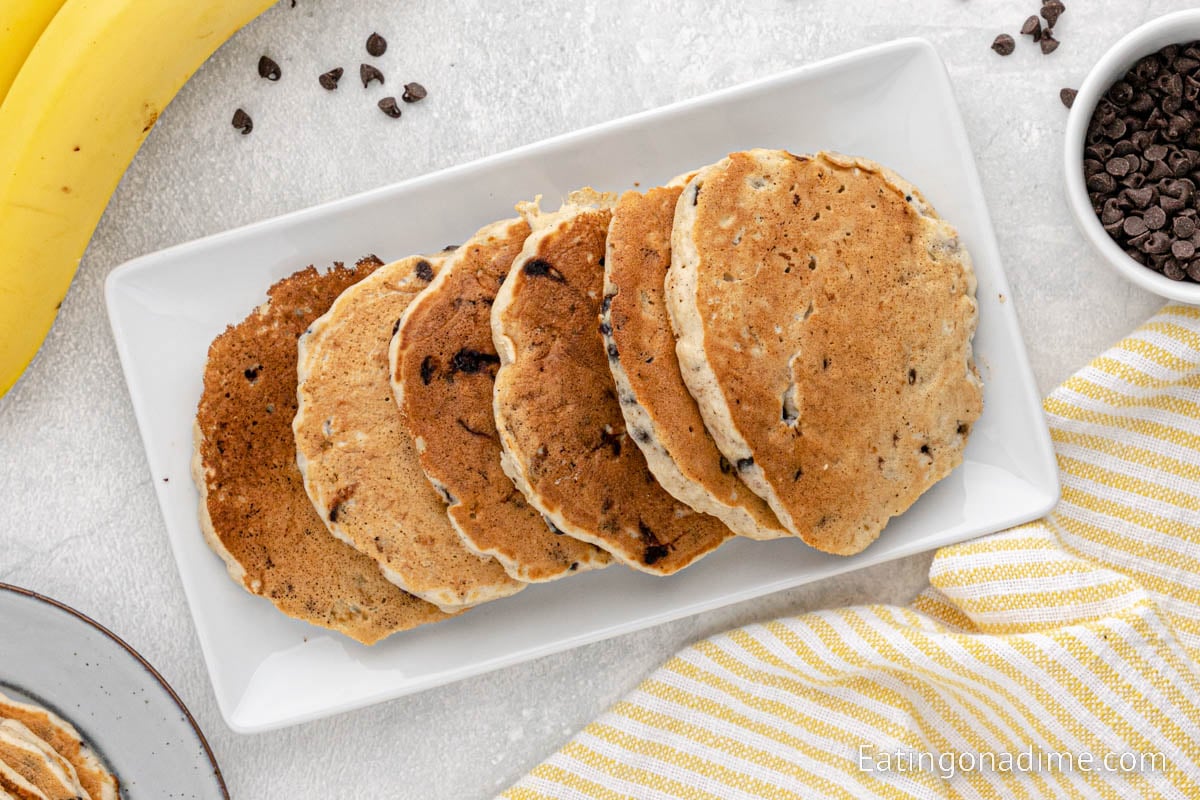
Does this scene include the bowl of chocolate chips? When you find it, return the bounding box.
[1066,10,1200,302]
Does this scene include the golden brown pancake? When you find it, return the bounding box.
[392,219,610,582]
[0,719,81,800]
[492,191,733,574]
[295,255,525,610]
[602,182,787,540]
[667,150,982,555]
[193,258,453,644]
[0,691,116,800]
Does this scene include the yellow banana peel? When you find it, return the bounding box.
[0,0,276,398]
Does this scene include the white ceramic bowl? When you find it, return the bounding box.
[1064,9,1200,304]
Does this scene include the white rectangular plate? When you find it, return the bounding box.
[106,38,1058,733]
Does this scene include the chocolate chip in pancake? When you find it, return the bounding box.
[192,258,452,645]
[492,191,733,574]
[667,150,982,555]
[602,181,787,541]
[392,218,611,582]
[295,255,525,610]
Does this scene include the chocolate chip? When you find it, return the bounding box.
[450,348,500,375]
[1144,205,1167,230]
[992,34,1015,56]
[319,67,343,90]
[231,108,252,135]
[523,259,566,282]
[420,356,437,384]
[1173,240,1196,259]
[402,82,427,103]
[1040,0,1065,28]
[1106,157,1131,177]
[415,260,434,281]
[1123,216,1148,237]
[1040,32,1059,55]
[360,63,384,88]
[366,32,387,57]
[1175,217,1197,237]
[1061,88,1077,108]
[378,97,402,118]
[258,56,281,81]
[1020,16,1041,40]
[736,457,754,472]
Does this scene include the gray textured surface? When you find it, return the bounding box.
[0,0,1182,797]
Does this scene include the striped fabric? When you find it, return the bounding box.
[502,305,1200,799]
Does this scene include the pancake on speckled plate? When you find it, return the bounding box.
[666,150,982,555]
[0,690,117,800]
[295,254,525,611]
[601,179,787,541]
[492,190,732,575]
[392,218,611,582]
[192,258,453,645]
[0,718,85,800]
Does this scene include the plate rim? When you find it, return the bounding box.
[104,35,1061,733]
[0,582,230,798]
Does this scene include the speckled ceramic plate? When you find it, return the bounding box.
[0,583,228,799]
[106,38,1058,733]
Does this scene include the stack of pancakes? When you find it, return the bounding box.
[193,149,983,644]
[0,690,118,799]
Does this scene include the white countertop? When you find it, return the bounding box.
[0,0,1182,797]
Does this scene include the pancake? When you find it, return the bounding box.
[0,760,44,800]
[666,150,982,555]
[0,691,116,800]
[295,255,525,610]
[602,181,787,541]
[193,258,452,645]
[0,719,82,800]
[492,190,733,574]
[392,218,611,582]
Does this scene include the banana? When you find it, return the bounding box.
[0,0,68,105]
[0,0,276,398]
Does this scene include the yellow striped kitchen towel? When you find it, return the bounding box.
[502,304,1200,799]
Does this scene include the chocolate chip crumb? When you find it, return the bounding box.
[318,67,343,91]
[258,56,281,81]
[402,82,427,103]
[992,34,1015,56]
[360,63,384,88]
[231,108,252,135]
[1060,88,1077,108]
[378,97,402,118]
[366,32,387,57]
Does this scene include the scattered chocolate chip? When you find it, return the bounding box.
[1040,32,1059,55]
[1020,16,1041,41]
[318,67,343,90]
[360,63,384,88]
[1061,88,1077,108]
[1040,0,1065,29]
[378,96,402,118]
[366,32,387,57]
[402,82,427,103]
[231,108,253,135]
[258,56,281,81]
[992,34,1016,56]
[415,259,434,281]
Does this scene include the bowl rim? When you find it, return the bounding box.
[1063,8,1200,304]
